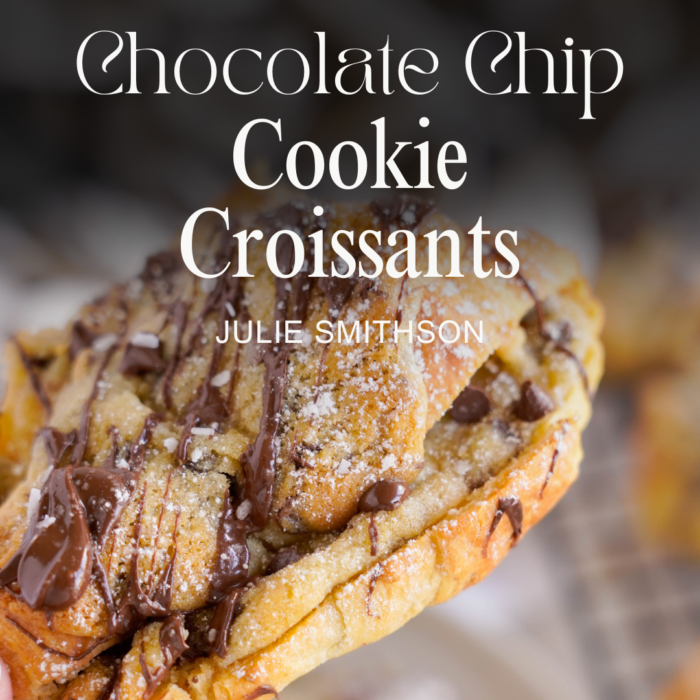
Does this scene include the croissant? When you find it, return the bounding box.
[0,197,603,699]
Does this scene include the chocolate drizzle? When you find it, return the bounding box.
[139,614,189,698]
[209,490,249,602]
[245,686,279,700]
[14,338,51,413]
[161,301,189,410]
[69,321,99,360]
[205,589,240,658]
[540,425,568,498]
[484,496,523,556]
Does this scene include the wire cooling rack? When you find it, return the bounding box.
[539,389,700,700]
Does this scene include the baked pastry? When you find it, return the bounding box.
[597,228,700,377]
[633,359,700,556]
[0,197,603,700]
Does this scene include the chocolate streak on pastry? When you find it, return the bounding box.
[13,338,51,413]
[72,345,118,467]
[245,686,279,700]
[359,481,411,556]
[69,320,99,360]
[111,486,176,637]
[209,489,250,603]
[366,564,383,618]
[242,203,316,531]
[540,424,568,498]
[209,590,241,658]
[6,614,107,661]
[177,236,241,464]
[483,497,524,557]
[138,613,189,697]
[161,301,189,410]
[370,196,434,327]
[16,466,94,610]
[95,661,120,700]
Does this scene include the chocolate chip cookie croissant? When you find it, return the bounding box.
[0,198,604,700]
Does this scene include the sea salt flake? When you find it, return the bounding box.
[116,458,130,469]
[191,447,203,462]
[163,438,178,453]
[380,454,397,472]
[210,370,231,387]
[236,500,253,520]
[130,331,160,349]
[192,427,215,437]
[92,333,118,353]
[27,488,42,521]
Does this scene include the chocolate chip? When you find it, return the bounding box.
[265,545,303,575]
[514,380,555,422]
[450,386,492,424]
[358,480,411,513]
[120,342,166,376]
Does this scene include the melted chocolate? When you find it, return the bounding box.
[69,321,99,360]
[161,301,189,410]
[41,427,77,467]
[484,496,524,556]
[358,480,411,513]
[139,614,189,697]
[208,490,250,603]
[120,342,167,376]
[111,493,174,637]
[72,466,134,548]
[17,467,93,611]
[208,590,241,658]
[514,380,555,422]
[450,386,492,424]
[265,545,303,576]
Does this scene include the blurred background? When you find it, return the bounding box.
[1,1,700,699]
